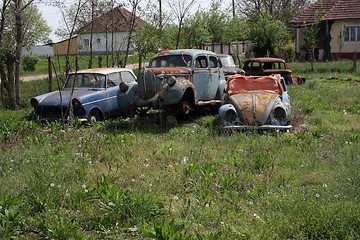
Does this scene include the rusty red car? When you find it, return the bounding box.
[243,57,305,85]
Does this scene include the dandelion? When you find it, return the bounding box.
[50,183,55,187]
[220,221,224,225]
[253,213,260,219]
[315,193,320,198]
[323,183,328,188]
[183,156,189,164]
[173,195,179,201]
[205,203,210,208]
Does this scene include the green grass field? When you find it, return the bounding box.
[1,61,360,239]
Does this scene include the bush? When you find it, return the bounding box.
[22,55,39,72]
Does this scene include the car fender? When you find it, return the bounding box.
[215,79,227,100]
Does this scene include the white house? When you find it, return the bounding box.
[76,6,145,55]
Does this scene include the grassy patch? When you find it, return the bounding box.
[0,70,360,238]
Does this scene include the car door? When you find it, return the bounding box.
[105,72,122,117]
[192,54,210,100]
[208,55,221,99]
[117,71,137,112]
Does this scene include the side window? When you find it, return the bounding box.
[195,56,208,68]
[121,71,136,84]
[209,56,218,68]
[251,61,261,71]
[107,72,121,87]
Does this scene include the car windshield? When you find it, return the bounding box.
[64,73,106,89]
[220,56,236,67]
[149,54,192,68]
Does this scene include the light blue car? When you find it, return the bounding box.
[136,49,226,115]
[219,74,292,130]
[30,68,137,123]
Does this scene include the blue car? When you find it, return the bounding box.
[136,49,226,116]
[30,68,137,123]
[219,74,292,130]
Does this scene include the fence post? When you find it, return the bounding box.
[48,56,52,92]
[98,55,103,68]
[75,56,80,71]
[353,52,357,72]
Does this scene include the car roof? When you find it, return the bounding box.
[70,68,133,75]
[246,57,286,63]
[154,49,217,57]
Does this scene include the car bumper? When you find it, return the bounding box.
[221,124,292,130]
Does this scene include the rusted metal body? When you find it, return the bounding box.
[219,74,292,130]
[136,49,226,115]
[243,57,305,85]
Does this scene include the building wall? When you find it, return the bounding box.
[77,32,131,55]
[22,45,54,57]
[330,19,360,54]
[53,37,78,56]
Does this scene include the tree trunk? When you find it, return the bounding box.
[14,0,23,109]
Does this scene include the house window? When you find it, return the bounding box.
[344,26,360,42]
[83,39,90,48]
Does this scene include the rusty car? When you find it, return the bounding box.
[30,68,137,123]
[135,49,226,115]
[219,74,292,130]
[218,54,245,80]
[243,57,305,85]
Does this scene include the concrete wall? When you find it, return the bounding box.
[22,45,54,57]
[330,19,360,53]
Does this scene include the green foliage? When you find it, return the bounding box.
[0,68,360,238]
[142,219,187,240]
[22,55,39,72]
[0,193,24,238]
[248,12,291,57]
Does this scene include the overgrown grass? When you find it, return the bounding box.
[1,69,360,239]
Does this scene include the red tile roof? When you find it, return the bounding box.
[77,7,145,34]
[291,0,360,26]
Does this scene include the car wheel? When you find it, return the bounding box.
[88,110,101,124]
[179,100,191,116]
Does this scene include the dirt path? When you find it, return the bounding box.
[20,63,143,82]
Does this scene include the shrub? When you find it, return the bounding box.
[22,55,39,72]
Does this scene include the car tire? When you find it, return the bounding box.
[88,110,101,124]
[179,99,191,116]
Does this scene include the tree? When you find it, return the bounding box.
[248,12,290,57]
[0,1,50,109]
[123,0,142,67]
[166,0,196,49]
[235,0,311,23]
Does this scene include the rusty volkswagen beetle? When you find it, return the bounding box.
[136,49,226,115]
[219,74,292,130]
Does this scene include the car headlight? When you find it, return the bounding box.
[273,106,287,121]
[224,109,238,123]
[72,98,82,108]
[166,75,176,86]
[30,98,39,107]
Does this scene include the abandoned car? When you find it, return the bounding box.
[243,57,305,84]
[136,49,226,115]
[30,68,137,123]
[218,54,245,79]
[219,74,292,130]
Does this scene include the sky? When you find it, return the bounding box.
[35,0,231,43]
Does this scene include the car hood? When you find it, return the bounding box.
[229,91,278,125]
[147,67,191,76]
[223,66,243,75]
[36,89,98,106]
